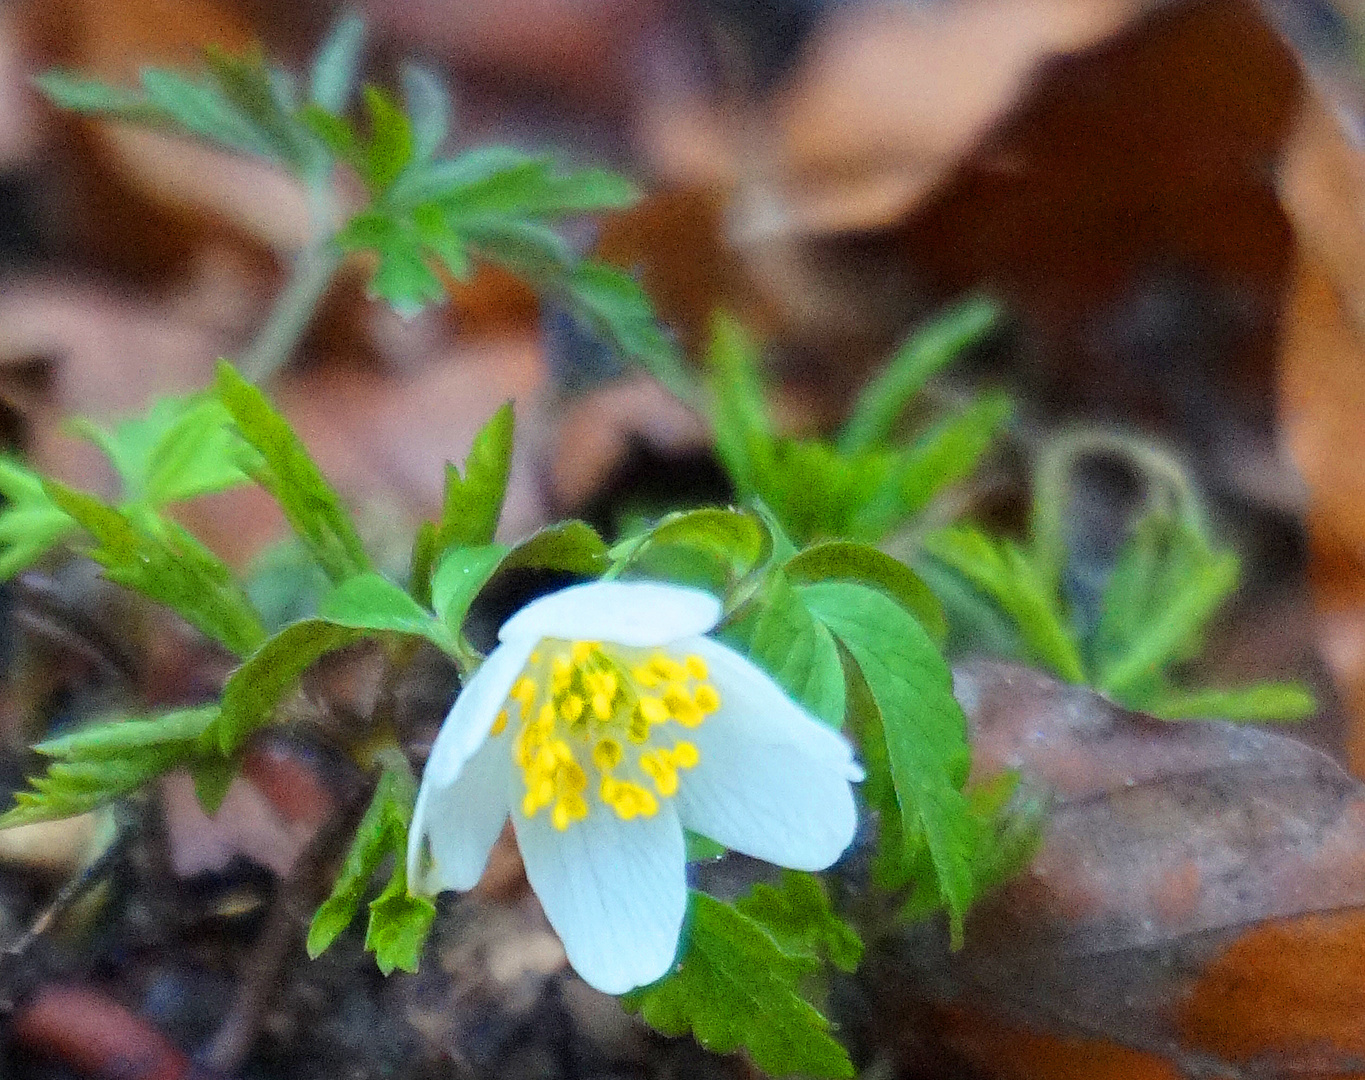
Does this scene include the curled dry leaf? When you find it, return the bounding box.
[901,660,1365,1075]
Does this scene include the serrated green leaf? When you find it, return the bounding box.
[310,11,365,112]
[245,537,334,632]
[629,891,852,1078]
[1133,681,1317,722]
[784,541,945,642]
[203,46,312,172]
[318,573,457,657]
[3,706,221,827]
[366,862,436,975]
[217,362,371,584]
[308,752,414,958]
[45,482,267,657]
[462,216,575,275]
[736,871,862,973]
[430,544,509,634]
[838,297,998,454]
[298,103,359,164]
[803,581,976,936]
[215,619,363,753]
[723,571,844,727]
[924,526,1084,683]
[361,85,413,192]
[0,456,76,581]
[434,158,636,218]
[435,402,514,552]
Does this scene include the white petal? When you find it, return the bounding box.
[513,800,687,994]
[672,637,862,870]
[424,635,538,789]
[407,732,512,894]
[499,581,721,648]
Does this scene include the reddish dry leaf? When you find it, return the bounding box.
[905,661,1365,1075]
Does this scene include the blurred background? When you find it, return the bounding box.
[5,0,1365,1077]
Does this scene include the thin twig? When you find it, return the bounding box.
[199,780,373,1074]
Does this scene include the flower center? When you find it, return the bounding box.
[493,639,719,831]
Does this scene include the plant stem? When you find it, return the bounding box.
[238,182,344,385]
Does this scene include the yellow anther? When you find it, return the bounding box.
[694,684,720,715]
[559,694,584,723]
[591,692,614,720]
[511,677,537,708]
[633,665,662,689]
[650,656,686,682]
[637,697,668,726]
[672,741,700,769]
[530,651,541,664]
[593,738,622,771]
[664,685,704,727]
[685,655,709,680]
[491,710,509,736]
[641,752,679,796]
[571,641,598,664]
[537,702,556,727]
[522,792,539,816]
[628,714,651,744]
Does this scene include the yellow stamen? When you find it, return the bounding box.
[491,710,509,736]
[685,655,709,680]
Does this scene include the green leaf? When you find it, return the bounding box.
[435,403,514,551]
[784,541,945,642]
[215,619,363,753]
[628,891,852,1079]
[855,391,1012,535]
[762,440,895,545]
[401,64,448,163]
[433,158,637,218]
[1131,681,1317,722]
[3,706,220,826]
[430,544,509,634]
[318,573,457,656]
[803,581,976,936]
[217,362,371,584]
[838,296,998,454]
[140,68,277,159]
[361,85,414,192]
[71,393,256,508]
[614,507,769,590]
[924,526,1084,683]
[366,862,436,975]
[704,312,775,499]
[462,216,575,275]
[189,752,238,816]
[310,11,365,112]
[45,483,267,657]
[203,46,312,172]
[501,520,608,576]
[736,871,862,973]
[308,749,434,974]
[34,70,161,121]
[0,456,76,580]
[1091,513,1239,697]
[723,571,845,727]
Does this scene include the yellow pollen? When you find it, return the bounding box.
[672,741,700,769]
[559,694,584,723]
[491,710,509,736]
[685,655,708,680]
[637,697,668,725]
[511,677,537,708]
[530,651,541,663]
[571,641,598,664]
[664,685,704,727]
[593,738,623,770]
[694,684,720,714]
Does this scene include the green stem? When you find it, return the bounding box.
[238,183,344,385]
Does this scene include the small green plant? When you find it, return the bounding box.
[703,301,1008,546]
[0,19,1029,1078]
[919,430,1316,722]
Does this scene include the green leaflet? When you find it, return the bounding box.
[704,312,776,500]
[0,456,76,581]
[1133,681,1318,722]
[612,507,769,592]
[214,620,364,754]
[318,574,458,658]
[217,363,371,585]
[838,296,999,455]
[307,750,434,974]
[628,891,852,1079]
[45,482,267,659]
[2,706,220,827]
[435,403,514,553]
[783,541,945,642]
[69,392,256,508]
[803,581,976,936]
[430,544,510,635]
[723,571,845,728]
[309,11,365,113]
[736,871,863,973]
[923,525,1084,683]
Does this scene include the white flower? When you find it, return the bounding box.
[406,579,863,995]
